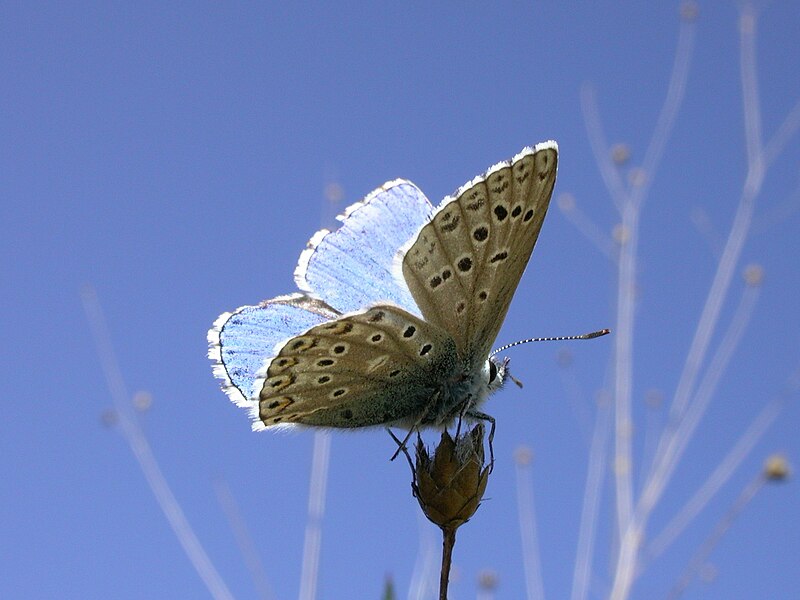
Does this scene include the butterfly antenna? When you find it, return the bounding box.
[490,328,610,357]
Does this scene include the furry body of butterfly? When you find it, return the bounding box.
[209,141,558,432]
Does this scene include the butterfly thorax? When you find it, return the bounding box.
[405,356,508,429]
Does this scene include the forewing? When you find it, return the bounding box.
[208,294,339,415]
[256,305,458,429]
[401,142,557,360]
[295,180,434,316]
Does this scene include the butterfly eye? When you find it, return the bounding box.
[488,360,498,383]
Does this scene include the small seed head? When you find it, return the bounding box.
[412,425,490,530]
[764,454,790,482]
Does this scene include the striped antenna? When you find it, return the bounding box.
[490,329,610,357]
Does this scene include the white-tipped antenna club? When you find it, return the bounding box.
[490,328,610,357]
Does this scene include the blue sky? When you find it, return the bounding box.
[2,2,799,599]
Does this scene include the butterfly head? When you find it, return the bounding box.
[486,356,508,393]
[487,356,522,393]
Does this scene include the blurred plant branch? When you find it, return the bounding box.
[82,285,235,600]
[555,2,799,599]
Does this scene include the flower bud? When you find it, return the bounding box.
[412,425,490,530]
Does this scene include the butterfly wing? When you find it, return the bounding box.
[401,142,558,361]
[296,180,434,316]
[255,305,457,429]
[208,294,340,417]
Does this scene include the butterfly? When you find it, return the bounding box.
[208,141,558,437]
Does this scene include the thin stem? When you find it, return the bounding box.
[645,389,784,565]
[644,359,799,564]
[570,399,612,600]
[299,431,331,600]
[605,12,697,600]
[439,527,457,600]
[630,19,696,210]
[617,12,697,541]
[663,2,763,427]
[612,202,639,541]
[516,451,546,600]
[665,183,759,425]
[664,472,766,600]
[214,478,276,600]
[639,393,665,498]
[739,4,764,175]
[752,178,800,235]
[763,97,800,168]
[82,286,234,600]
[636,5,767,549]
[647,281,760,513]
[557,194,617,261]
[409,515,438,600]
[581,84,629,211]
[583,14,696,553]
[624,247,759,597]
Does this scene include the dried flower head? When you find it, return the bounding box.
[557,192,576,212]
[477,568,499,590]
[412,425,490,530]
[763,454,790,482]
[679,1,699,23]
[610,142,631,166]
[133,390,153,412]
[743,263,764,287]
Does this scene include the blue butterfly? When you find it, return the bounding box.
[208,142,558,434]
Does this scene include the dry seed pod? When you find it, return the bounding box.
[412,424,490,529]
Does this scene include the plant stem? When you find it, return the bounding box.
[439,526,457,600]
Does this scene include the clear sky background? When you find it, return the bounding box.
[2,2,799,599]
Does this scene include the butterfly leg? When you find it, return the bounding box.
[388,391,443,461]
[388,425,421,462]
[387,428,416,471]
[454,392,476,439]
[465,409,496,471]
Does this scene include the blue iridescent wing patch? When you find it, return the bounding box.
[295,180,433,315]
[208,294,339,417]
